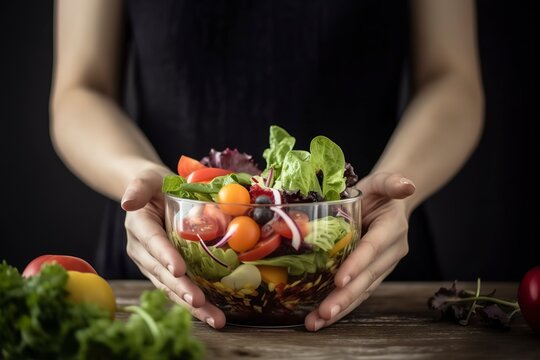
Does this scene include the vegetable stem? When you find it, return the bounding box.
[446,296,519,309]
[460,278,481,326]
[124,305,161,340]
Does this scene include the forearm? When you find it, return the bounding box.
[372,72,484,214]
[50,87,170,201]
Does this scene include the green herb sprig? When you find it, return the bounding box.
[0,261,204,359]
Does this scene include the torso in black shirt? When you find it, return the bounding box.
[96,0,439,281]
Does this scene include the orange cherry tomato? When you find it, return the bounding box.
[217,183,251,216]
[177,155,207,177]
[187,167,233,183]
[227,216,261,253]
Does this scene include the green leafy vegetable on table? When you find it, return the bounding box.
[0,261,204,359]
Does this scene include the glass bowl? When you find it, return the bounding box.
[164,188,361,327]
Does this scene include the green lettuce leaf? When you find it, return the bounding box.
[304,216,351,251]
[179,239,239,280]
[163,173,252,202]
[243,252,328,276]
[263,127,348,200]
[279,150,322,197]
[262,125,296,184]
[310,136,346,200]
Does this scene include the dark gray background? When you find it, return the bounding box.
[1,1,538,281]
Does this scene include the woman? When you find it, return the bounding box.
[50,0,484,331]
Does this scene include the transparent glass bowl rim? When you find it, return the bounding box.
[164,187,362,208]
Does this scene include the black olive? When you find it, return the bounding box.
[255,195,272,204]
[252,207,274,225]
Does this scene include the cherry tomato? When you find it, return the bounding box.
[177,216,219,241]
[227,216,261,253]
[22,255,97,277]
[217,183,251,216]
[203,204,232,237]
[187,167,233,183]
[518,266,540,332]
[271,210,310,239]
[238,233,281,262]
[177,155,207,177]
[66,270,116,317]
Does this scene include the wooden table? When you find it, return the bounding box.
[111,280,539,360]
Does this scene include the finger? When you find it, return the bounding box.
[125,213,186,277]
[360,172,415,200]
[139,267,226,329]
[334,220,406,287]
[318,241,405,321]
[121,172,163,211]
[305,265,393,331]
[128,241,206,308]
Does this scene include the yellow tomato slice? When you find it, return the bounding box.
[329,231,353,257]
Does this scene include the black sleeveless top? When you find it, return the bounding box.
[96,0,439,280]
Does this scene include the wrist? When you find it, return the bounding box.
[115,157,173,199]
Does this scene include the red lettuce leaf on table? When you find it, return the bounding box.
[428,280,517,331]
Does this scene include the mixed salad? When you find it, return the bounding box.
[162,125,361,326]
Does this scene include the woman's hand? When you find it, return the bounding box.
[305,172,416,331]
[121,166,226,329]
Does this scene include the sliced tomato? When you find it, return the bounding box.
[187,167,233,183]
[177,155,207,177]
[177,216,219,241]
[238,233,281,262]
[203,204,231,237]
[271,210,310,239]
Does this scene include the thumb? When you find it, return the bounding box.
[121,170,164,211]
[358,172,416,200]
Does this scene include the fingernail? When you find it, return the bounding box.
[330,305,341,319]
[400,177,416,188]
[342,275,351,287]
[313,318,325,332]
[167,264,175,275]
[205,317,215,328]
[183,293,193,306]
[121,190,137,207]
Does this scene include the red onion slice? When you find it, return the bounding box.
[271,188,282,205]
[197,234,230,268]
[212,223,238,248]
[270,206,302,250]
[265,167,274,187]
[337,208,352,222]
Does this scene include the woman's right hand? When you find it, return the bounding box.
[121,166,226,329]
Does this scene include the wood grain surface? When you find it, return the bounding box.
[111,280,539,360]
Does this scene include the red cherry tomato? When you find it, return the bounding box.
[22,255,97,277]
[238,233,282,262]
[177,155,207,177]
[518,266,540,332]
[177,216,219,242]
[187,167,233,183]
[227,216,261,253]
[271,210,310,239]
[203,204,232,237]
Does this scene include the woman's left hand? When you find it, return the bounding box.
[305,172,416,331]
